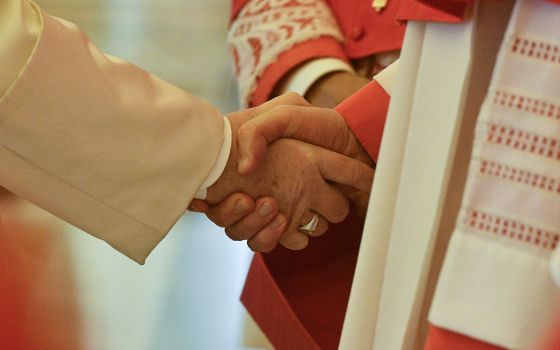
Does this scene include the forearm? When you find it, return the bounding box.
[273,56,398,109]
[304,71,371,108]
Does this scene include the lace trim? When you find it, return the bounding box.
[227,0,344,107]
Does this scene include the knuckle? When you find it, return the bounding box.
[283,238,308,250]
[237,124,254,138]
[350,165,365,186]
[313,222,329,237]
[280,231,309,250]
[331,199,350,223]
[225,227,249,241]
[282,92,309,106]
[248,237,275,253]
[270,104,291,116]
[209,216,227,228]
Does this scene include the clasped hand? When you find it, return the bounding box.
[190,93,374,252]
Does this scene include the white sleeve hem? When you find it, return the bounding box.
[194,117,232,199]
[278,58,354,97]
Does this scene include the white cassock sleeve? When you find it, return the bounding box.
[0,0,228,264]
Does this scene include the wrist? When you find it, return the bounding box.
[305,71,370,108]
[194,118,233,199]
[205,114,246,204]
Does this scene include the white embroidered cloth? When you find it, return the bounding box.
[429,0,560,347]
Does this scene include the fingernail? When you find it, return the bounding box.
[271,215,285,229]
[234,199,249,214]
[258,201,274,217]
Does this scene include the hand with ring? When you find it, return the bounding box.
[189,93,375,252]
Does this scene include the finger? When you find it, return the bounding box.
[315,147,374,192]
[239,92,312,121]
[311,183,350,224]
[298,211,329,237]
[237,106,349,175]
[255,92,312,111]
[247,213,288,252]
[225,197,280,241]
[205,193,255,228]
[279,231,309,250]
[188,199,209,213]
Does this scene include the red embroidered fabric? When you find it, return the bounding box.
[228,0,344,106]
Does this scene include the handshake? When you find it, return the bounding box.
[189,93,375,252]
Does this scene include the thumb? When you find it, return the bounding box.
[237,105,349,175]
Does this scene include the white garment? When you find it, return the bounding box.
[429,0,560,347]
[341,0,560,349]
[0,0,230,263]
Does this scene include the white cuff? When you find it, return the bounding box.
[194,117,232,199]
[278,58,354,96]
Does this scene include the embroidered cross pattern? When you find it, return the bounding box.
[486,123,560,161]
[493,89,560,121]
[461,208,560,250]
[509,34,560,64]
[479,159,560,194]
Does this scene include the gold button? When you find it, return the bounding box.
[350,26,365,40]
[372,0,388,11]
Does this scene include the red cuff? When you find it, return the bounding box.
[425,325,506,350]
[335,80,390,163]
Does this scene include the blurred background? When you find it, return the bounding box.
[1,0,256,349]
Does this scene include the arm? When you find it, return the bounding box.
[0,0,228,263]
[228,0,350,107]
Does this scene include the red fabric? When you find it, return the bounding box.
[542,328,560,350]
[0,224,29,350]
[424,325,506,350]
[537,310,560,350]
[327,0,405,58]
[230,0,249,21]
[335,80,390,163]
[231,0,405,58]
[242,215,364,350]
[0,218,83,350]
[231,0,405,106]
[396,0,469,22]
[250,37,347,107]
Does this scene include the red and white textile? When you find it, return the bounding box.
[227,0,343,106]
[429,0,560,348]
